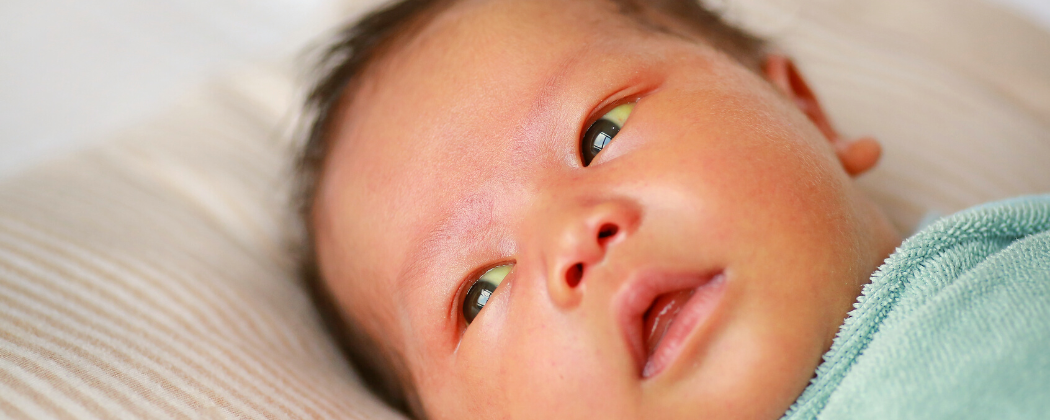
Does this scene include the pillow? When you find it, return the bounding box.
[0,66,404,420]
[0,0,1047,419]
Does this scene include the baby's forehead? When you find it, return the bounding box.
[373,0,665,77]
[347,0,670,143]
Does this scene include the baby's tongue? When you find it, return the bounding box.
[643,289,695,357]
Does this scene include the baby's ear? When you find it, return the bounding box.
[763,54,881,177]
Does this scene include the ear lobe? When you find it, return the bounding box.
[835,136,882,177]
[764,54,882,177]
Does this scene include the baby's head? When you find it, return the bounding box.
[298,0,901,418]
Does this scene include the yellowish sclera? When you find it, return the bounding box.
[602,103,635,126]
[479,264,513,287]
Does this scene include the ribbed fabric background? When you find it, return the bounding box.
[0,0,1047,419]
[0,68,406,420]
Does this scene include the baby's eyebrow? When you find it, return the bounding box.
[396,192,497,294]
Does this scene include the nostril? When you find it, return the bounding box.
[598,223,618,240]
[566,263,583,288]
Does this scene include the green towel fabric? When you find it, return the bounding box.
[783,195,1050,420]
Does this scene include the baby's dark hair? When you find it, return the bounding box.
[296,0,766,418]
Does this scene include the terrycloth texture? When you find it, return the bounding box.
[784,195,1050,420]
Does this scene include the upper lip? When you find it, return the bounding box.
[615,268,720,377]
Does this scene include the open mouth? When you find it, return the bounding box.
[619,271,726,378]
[643,289,694,359]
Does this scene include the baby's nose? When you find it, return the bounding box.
[545,198,640,309]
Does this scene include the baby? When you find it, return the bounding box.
[295,0,1050,419]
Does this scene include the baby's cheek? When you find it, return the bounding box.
[441,296,514,417]
[497,314,634,418]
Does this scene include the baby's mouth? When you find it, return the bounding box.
[643,289,694,358]
[628,272,726,378]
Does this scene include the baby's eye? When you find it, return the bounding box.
[462,264,513,325]
[580,102,634,166]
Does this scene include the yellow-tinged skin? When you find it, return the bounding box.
[312,0,900,419]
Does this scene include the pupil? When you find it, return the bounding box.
[463,280,499,324]
[581,119,621,166]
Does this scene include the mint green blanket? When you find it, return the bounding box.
[783,195,1050,420]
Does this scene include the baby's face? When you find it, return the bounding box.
[313,0,900,418]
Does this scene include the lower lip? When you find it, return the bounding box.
[643,273,726,378]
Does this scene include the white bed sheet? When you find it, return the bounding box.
[0,0,1047,179]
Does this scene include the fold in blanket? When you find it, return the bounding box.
[783,195,1050,420]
